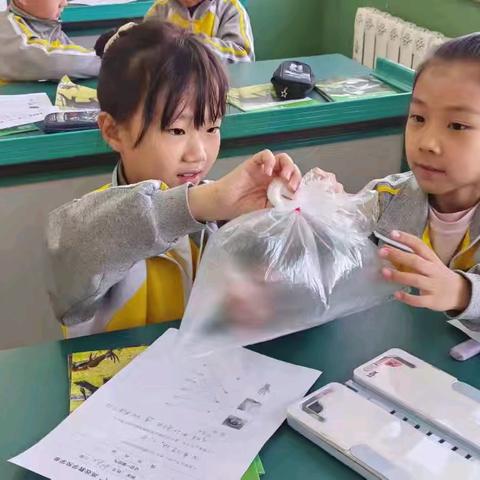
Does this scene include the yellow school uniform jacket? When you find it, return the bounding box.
[0,2,100,81]
[46,165,218,338]
[145,0,254,63]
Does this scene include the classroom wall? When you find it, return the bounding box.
[240,0,323,60]
[316,0,480,58]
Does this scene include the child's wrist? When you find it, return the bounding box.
[188,182,222,222]
[451,273,471,312]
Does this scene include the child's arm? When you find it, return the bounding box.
[46,182,202,327]
[0,14,100,80]
[200,2,255,63]
[46,150,300,328]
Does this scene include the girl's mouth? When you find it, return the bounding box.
[414,163,446,175]
[177,171,202,184]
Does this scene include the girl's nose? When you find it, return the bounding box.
[183,133,207,164]
[419,126,442,155]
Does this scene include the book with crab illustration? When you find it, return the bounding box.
[68,346,147,413]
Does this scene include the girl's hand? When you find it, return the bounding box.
[189,150,301,221]
[380,230,471,312]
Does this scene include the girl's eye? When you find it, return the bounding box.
[168,128,185,136]
[449,122,470,131]
[207,126,220,134]
[409,114,424,124]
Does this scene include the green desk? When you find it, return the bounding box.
[0,302,477,479]
[62,0,153,26]
[0,55,412,184]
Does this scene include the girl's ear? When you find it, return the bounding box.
[98,112,125,153]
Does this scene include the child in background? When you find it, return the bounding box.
[46,22,299,338]
[324,33,480,327]
[145,0,254,63]
[0,0,100,81]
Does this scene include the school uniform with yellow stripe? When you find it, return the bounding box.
[145,0,254,63]
[46,164,217,338]
[368,171,480,325]
[0,2,100,81]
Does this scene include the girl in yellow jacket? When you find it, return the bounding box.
[46,22,299,338]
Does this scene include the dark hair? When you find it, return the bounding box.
[96,21,229,147]
[94,27,117,57]
[414,32,480,88]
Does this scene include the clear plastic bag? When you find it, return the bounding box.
[178,170,396,355]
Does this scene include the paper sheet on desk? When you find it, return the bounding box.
[0,93,55,130]
[0,93,54,127]
[449,319,480,342]
[10,329,320,480]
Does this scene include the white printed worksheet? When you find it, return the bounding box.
[10,329,320,480]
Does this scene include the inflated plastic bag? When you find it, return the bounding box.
[178,170,396,354]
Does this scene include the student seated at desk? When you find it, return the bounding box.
[46,21,299,338]
[322,33,480,328]
[145,0,254,64]
[0,0,100,81]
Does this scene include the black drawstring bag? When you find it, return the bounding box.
[271,61,315,100]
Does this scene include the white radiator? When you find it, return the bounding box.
[353,8,449,70]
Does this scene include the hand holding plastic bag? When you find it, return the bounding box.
[178,169,396,354]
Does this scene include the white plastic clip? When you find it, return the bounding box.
[267,178,296,209]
